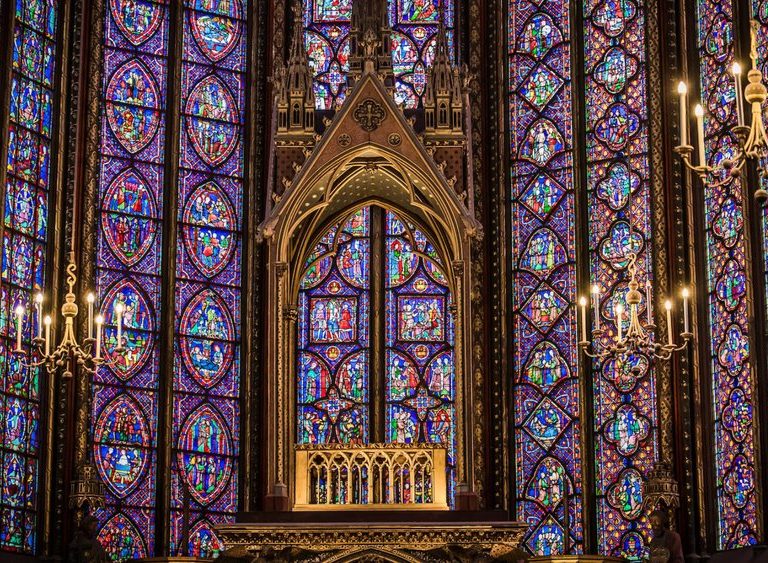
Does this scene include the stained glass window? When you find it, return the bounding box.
[92,0,169,557]
[389,0,455,108]
[696,0,759,548]
[584,0,659,557]
[0,0,59,553]
[508,0,582,554]
[297,208,370,444]
[92,0,247,559]
[169,0,246,557]
[303,0,454,110]
[296,206,456,494]
[303,0,352,109]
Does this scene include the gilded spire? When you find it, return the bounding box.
[276,0,315,136]
[347,0,394,90]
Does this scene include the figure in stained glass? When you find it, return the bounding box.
[527,457,566,507]
[521,229,566,275]
[182,182,236,276]
[337,239,367,285]
[98,514,147,560]
[189,9,241,62]
[518,14,558,59]
[309,298,357,343]
[523,343,568,390]
[336,353,366,400]
[426,407,451,444]
[111,0,163,44]
[607,469,644,518]
[299,354,331,402]
[107,60,159,127]
[397,296,444,341]
[299,408,330,444]
[185,76,239,166]
[398,0,438,22]
[520,120,564,165]
[426,354,452,397]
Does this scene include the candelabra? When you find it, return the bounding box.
[578,253,693,362]
[11,251,126,377]
[675,20,768,202]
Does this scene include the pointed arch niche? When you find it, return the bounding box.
[260,82,480,509]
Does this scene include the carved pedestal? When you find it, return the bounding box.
[216,512,527,562]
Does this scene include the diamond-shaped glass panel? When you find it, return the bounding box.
[521,283,568,333]
[520,175,565,220]
[523,397,570,450]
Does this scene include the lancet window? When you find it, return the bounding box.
[296,206,457,497]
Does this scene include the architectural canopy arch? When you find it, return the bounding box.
[260,69,480,508]
[259,72,482,263]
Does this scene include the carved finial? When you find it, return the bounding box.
[751,19,760,70]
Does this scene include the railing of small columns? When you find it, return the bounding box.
[294,444,448,510]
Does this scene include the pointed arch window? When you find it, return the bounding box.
[296,206,457,497]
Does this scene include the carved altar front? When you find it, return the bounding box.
[216,513,528,562]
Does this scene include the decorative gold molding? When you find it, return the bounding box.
[216,522,528,560]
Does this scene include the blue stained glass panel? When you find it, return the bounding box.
[0,0,60,553]
[93,0,170,558]
[697,0,760,549]
[583,0,658,557]
[170,0,246,555]
[508,0,583,554]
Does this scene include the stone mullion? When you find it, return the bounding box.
[486,0,507,512]
[659,0,704,551]
[241,0,270,512]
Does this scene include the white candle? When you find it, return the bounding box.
[44,315,52,356]
[86,292,95,340]
[95,314,103,360]
[591,284,601,330]
[677,81,688,146]
[732,63,745,127]
[579,296,588,342]
[616,304,624,342]
[14,305,24,352]
[115,303,124,348]
[694,104,706,166]
[682,287,690,333]
[645,279,653,324]
[665,300,674,346]
[34,293,43,339]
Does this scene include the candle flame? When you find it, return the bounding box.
[14,305,24,317]
[44,315,52,326]
[579,296,587,307]
[95,314,104,325]
[677,81,688,95]
[665,300,673,311]
[694,104,704,117]
[682,287,690,298]
[732,62,742,75]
